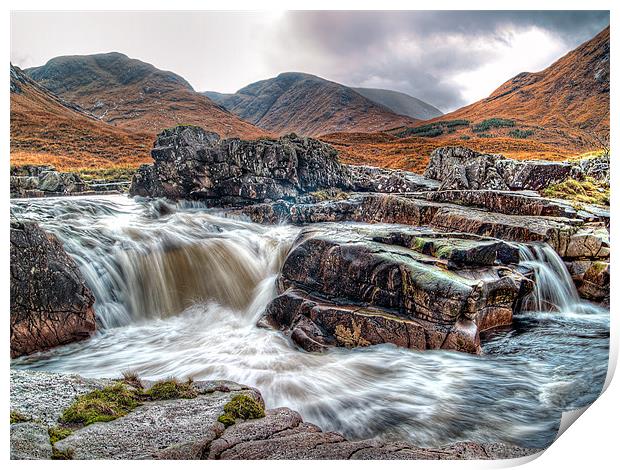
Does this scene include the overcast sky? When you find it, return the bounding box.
[11,11,609,112]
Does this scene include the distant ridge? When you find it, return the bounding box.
[352,87,443,120]
[202,72,421,136]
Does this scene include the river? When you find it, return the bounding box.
[10,194,609,449]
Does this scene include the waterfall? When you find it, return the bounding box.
[518,243,583,313]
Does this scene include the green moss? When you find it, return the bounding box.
[145,378,198,400]
[48,426,73,445]
[217,412,237,427]
[217,394,265,428]
[10,410,30,424]
[543,177,609,206]
[60,383,140,425]
[310,189,350,202]
[51,448,74,460]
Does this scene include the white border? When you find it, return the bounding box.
[3,1,617,468]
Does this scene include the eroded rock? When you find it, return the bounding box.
[263,226,532,354]
[10,220,96,358]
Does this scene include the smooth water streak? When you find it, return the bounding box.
[10,195,609,449]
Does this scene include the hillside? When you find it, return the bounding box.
[420,26,610,148]
[203,72,420,136]
[10,64,152,170]
[351,87,443,120]
[324,26,610,172]
[25,52,266,139]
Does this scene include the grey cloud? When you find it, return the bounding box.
[276,11,609,110]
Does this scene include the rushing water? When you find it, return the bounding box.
[10,195,609,449]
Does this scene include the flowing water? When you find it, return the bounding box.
[10,195,609,449]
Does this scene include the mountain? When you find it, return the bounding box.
[351,87,443,120]
[322,27,610,173]
[10,64,152,169]
[25,52,266,139]
[424,26,609,146]
[202,72,420,136]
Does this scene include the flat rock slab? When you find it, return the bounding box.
[10,422,53,460]
[54,393,235,459]
[209,407,540,460]
[10,369,116,426]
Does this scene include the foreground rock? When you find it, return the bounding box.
[262,225,532,354]
[10,370,539,460]
[10,220,96,358]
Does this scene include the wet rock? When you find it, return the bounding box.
[263,226,532,354]
[208,406,540,460]
[10,220,96,358]
[565,260,610,302]
[129,125,354,204]
[564,225,610,259]
[10,166,88,197]
[424,146,573,191]
[419,189,580,218]
[10,422,53,460]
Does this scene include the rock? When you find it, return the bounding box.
[10,370,116,426]
[564,225,610,259]
[574,154,610,185]
[10,166,88,197]
[348,165,440,193]
[263,226,532,354]
[10,423,53,460]
[10,220,96,358]
[129,125,354,204]
[565,260,610,302]
[38,171,87,193]
[419,189,580,218]
[207,406,539,460]
[424,146,573,191]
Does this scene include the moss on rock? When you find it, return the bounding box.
[10,410,30,424]
[60,383,140,425]
[217,394,265,428]
[145,378,198,400]
[48,426,73,445]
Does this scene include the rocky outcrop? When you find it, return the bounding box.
[10,220,96,358]
[565,260,610,302]
[10,370,539,460]
[129,126,354,204]
[262,226,532,354]
[10,166,87,198]
[424,146,574,191]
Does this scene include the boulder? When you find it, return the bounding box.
[263,226,532,354]
[565,260,610,302]
[424,147,573,191]
[10,220,96,358]
[38,171,87,193]
[129,126,354,204]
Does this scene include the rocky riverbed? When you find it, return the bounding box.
[10,126,610,459]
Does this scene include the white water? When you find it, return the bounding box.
[10,195,609,449]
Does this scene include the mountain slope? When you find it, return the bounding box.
[204,72,420,136]
[423,26,609,147]
[25,52,266,139]
[10,64,152,169]
[352,87,443,120]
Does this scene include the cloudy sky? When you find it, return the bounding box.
[11,11,609,112]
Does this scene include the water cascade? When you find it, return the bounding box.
[10,195,609,450]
